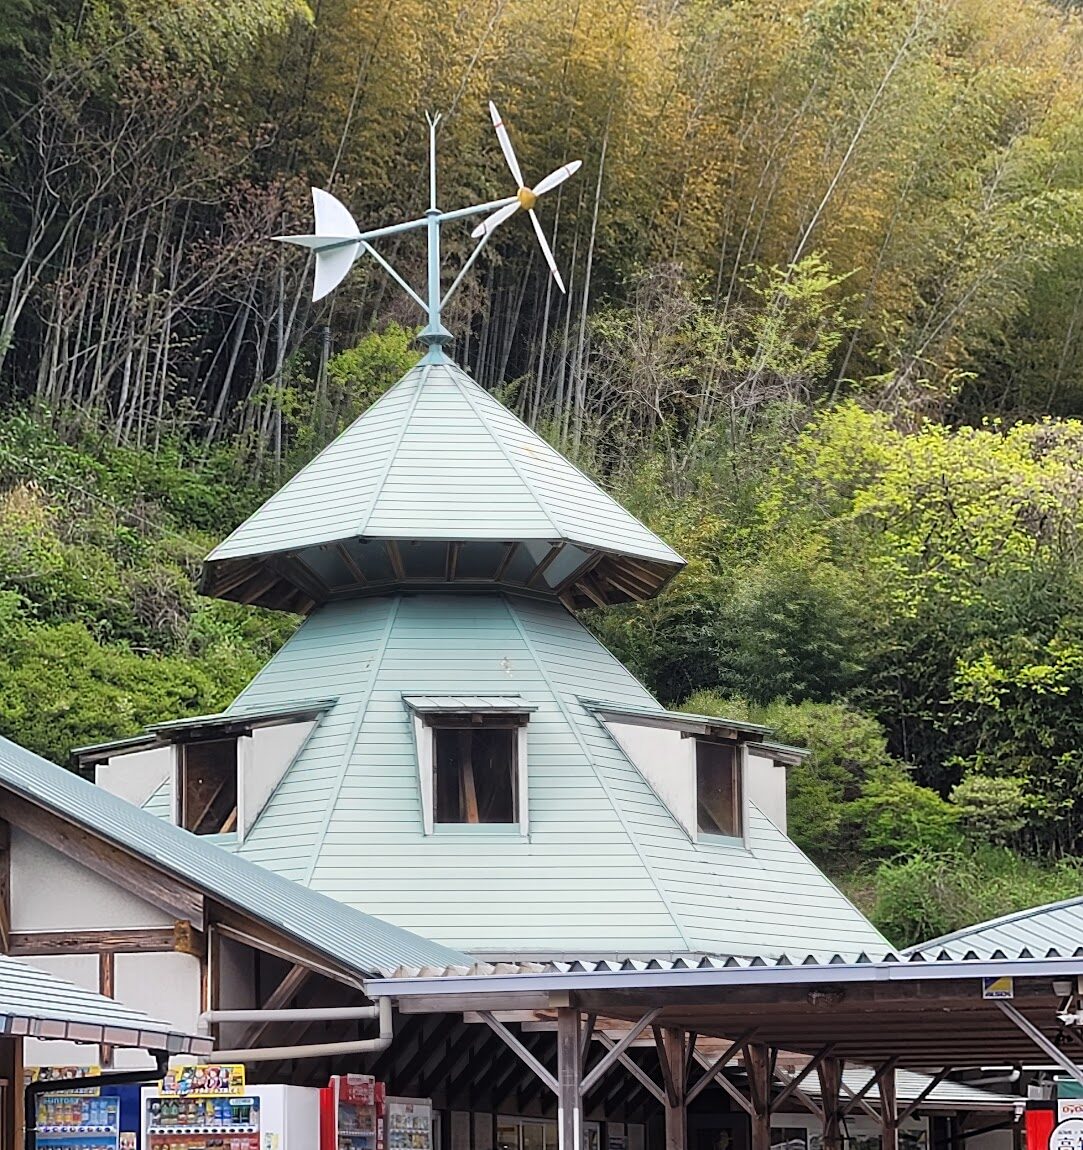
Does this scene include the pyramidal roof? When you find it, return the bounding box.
[202,359,684,613]
[158,591,891,961]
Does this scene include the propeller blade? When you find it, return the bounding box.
[312,243,363,302]
[529,209,565,294]
[489,100,524,188]
[532,160,582,198]
[471,200,520,239]
[312,187,360,238]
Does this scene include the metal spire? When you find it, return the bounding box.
[274,102,581,362]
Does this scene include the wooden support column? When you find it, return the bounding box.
[880,1064,899,1150]
[658,1028,687,1150]
[746,1044,773,1150]
[818,1058,844,1150]
[557,1008,582,1150]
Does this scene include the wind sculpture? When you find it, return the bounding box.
[274,103,582,357]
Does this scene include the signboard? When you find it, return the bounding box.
[982,976,1015,1000]
[25,1066,101,1095]
[159,1064,246,1096]
[1060,1100,1083,1124]
[1049,1117,1083,1150]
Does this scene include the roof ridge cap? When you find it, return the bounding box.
[353,363,433,538]
[501,596,695,951]
[449,366,563,538]
[447,361,680,560]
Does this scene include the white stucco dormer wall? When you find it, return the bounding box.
[746,751,788,832]
[241,720,316,838]
[603,721,698,837]
[95,745,173,808]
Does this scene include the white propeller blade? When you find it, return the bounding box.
[529,209,565,294]
[532,160,582,197]
[274,188,364,302]
[471,200,520,239]
[489,101,524,187]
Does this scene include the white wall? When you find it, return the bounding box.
[241,721,314,838]
[95,745,173,808]
[23,954,101,1068]
[746,752,788,832]
[112,951,202,1069]
[10,828,172,931]
[604,721,697,837]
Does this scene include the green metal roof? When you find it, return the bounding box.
[220,591,889,959]
[402,695,537,713]
[0,952,211,1054]
[200,360,684,612]
[0,735,470,979]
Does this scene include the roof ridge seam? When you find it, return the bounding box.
[451,367,563,538]
[451,364,680,560]
[354,363,433,538]
[500,596,695,951]
[301,597,402,886]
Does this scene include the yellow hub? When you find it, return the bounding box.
[516,186,538,211]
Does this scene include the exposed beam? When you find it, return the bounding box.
[774,1066,823,1120]
[881,1063,899,1150]
[595,1033,666,1105]
[235,963,311,1049]
[386,541,406,580]
[3,794,204,927]
[898,1066,954,1123]
[581,1007,661,1096]
[336,544,368,585]
[479,1011,559,1095]
[772,1045,833,1113]
[687,1029,754,1103]
[746,1043,773,1150]
[689,1048,753,1115]
[818,1057,844,1150]
[996,1001,1083,1087]
[842,1057,898,1117]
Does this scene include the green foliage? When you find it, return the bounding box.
[850,848,1083,949]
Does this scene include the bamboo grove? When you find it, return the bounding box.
[1,0,1082,462]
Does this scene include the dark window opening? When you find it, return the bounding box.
[180,739,238,834]
[434,725,517,824]
[696,741,741,837]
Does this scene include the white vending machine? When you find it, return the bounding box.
[141,1082,321,1150]
[383,1098,433,1150]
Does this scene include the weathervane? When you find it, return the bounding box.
[276,102,581,362]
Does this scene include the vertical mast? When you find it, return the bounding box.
[421,112,451,361]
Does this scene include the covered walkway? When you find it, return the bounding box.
[370,951,1083,1150]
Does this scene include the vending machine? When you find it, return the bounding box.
[29,1066,123,1150]
[319,1075,385,1150]
[383,1098,432,1150]
[142,1068,320,1150]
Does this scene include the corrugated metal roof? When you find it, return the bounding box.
[206,362,683,566]
[0,735,470,979]
[147,699,336,733]
[805,1069,1020,1112]
[582,699,772,736]
[402,695,538,713]
[199,360,685,611]
[0,952,211,1054]
[221,591,889,959]
[909,897,1083,960]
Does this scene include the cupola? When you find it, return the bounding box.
[200,358,684,614]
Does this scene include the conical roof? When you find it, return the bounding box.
[199,592,890,959]
[201,359,684,612]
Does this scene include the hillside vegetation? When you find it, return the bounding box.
[2,0,1083,947]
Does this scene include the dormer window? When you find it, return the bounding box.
[404,696,535,835]
[179,738,238,834]
[434,721,518,824]
[696,741,742,838]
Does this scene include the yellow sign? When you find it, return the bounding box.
[159,1065,246,1097]
[982,976,1014,1000]
[25,1067,101,1095]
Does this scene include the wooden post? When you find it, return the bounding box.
[660,1028,687,1150]
[880,1064,898,1150]
[557,1008,582,1150]
[745,1044,772,1150]
[818,1058,843,1150]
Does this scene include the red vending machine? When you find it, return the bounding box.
[319,1075,385,1150]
